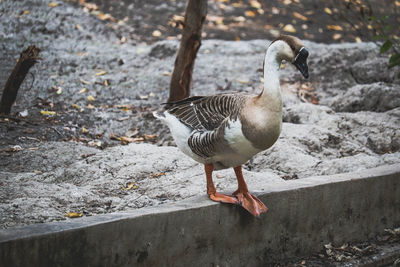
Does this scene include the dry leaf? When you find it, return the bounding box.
[216,173,225,178]
[162,71,172,76]
[87,95,95,101]
[10,145,22,152]
[97,13,115,22]
[244,10,256,17]
[122,182,139,190]
[327,25,343,31]
[40,110,56,116]
[66,212,83,218]
[232,2,244,7]
[79,88,87,94]
[88,140,102,147]
[23,10,30,15]
[79,78,90,85]
[150,172,166,178]
[95,70,107,76]
[48,2,59,8]
[152,30,162,37]
[293,12,308,21]
[237,79,249,84]
[87,104,95,109]
[56,87,62,95]
[249,0,262,9]
[143,134,157,141]
[283,24,296,33]
[233,16,246,22]
[324,7,332,15]
[333,33,342,40]
[81,127,88,134]
[355,37,362,43]
[72,104,80,110]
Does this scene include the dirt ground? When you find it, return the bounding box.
[0,0,399,241]
[1,0,400,265]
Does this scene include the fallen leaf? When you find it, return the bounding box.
[333,33,342,40]
[87,104,95,109]
[79,78,90,85]
[81,153,95,159]
[162,71,172,76]
[79,88,88,94]
[271,6,279,14]
[66,212,83,218]
[152,30,162,37]
[87,95,95,101]
[244,10,256,17]
[143,134,157,141]
[232,2,244,7]
[97,13,115,22]
[40,110,56,116]
[10,145,22,152]
[237,79,249,84]
[56,87,62,95]
[117,117,130,121]
[249,0,262,9]
[72,104,80,110]
[324,7,332,15]
[48,2,59,8]
[19,109,28,117]
[150,172,166,178]
[233,16,246,22]
[81,127,88,134]
[327,25,343,31]
[95,70,107,76]
[216,173,225,178]
[293,12,308,21]
[283,24,296,33]
[75,24,81,30]
[23,10,30,15]
[122,182,139,190]
[88,140,102,147]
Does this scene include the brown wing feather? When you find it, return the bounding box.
[167,94,245,131]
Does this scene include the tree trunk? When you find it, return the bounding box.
[168,0,207,103]
[0,45,41,115]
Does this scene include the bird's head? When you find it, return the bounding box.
[270,34,309,78]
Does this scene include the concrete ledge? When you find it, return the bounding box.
[1,165,399,266]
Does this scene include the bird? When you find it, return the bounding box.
[154,35,309,217]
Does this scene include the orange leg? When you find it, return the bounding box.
[205,164,238,205]
[232,166,268,217]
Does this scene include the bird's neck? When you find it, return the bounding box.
[257,43,283,111]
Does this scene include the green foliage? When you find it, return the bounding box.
[366,9,400,78]
[341,0,399,78]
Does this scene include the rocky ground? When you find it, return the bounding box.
[0,0,399,237]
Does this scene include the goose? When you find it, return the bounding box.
[154,35,309,217]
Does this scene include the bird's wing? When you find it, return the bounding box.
[167,94,245,158]
[167,94,244,131]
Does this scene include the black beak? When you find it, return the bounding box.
[293,47,309,78]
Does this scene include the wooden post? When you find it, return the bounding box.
[0,45,41,115]
[168,0,207,103]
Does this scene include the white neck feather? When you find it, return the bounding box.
[259,41,285,110]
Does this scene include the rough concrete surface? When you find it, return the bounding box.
[1,165,399,266]
[0,0,400,229]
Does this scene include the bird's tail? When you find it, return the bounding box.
[153,111,166,120]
